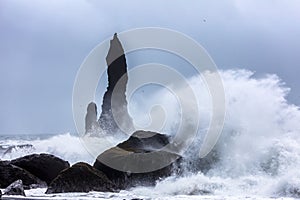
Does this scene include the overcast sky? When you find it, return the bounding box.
[0,0,299,135]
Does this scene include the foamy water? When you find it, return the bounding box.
[1,69,300,199]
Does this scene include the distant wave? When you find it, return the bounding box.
[0,133,94,164]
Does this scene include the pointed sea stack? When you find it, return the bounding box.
[85,102,99,133]
[98,33,133,135]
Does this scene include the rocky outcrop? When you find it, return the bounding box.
[0,161,43,188]
[46,162,115,194]
[10,153,70,185]
[93,130,181,189]
[97,33,134,135]
[84,33,134,135]
[3,180,25,196]
[85,102,100,133]
[117,130,170,152]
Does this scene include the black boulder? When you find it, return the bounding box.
[46,162,116,194]
[10,153,70,185]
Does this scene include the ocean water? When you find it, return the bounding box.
[1,69,300,199]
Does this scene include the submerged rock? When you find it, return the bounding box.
[0,161,43,188]
[93,130,181,189]
[10,153,70,185]
[3,180,25,196]
[46,162,115,194]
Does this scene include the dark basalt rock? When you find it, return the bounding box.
[93,130,181,189]
[117,130,170,152]
[3,180,25,196]
[85,34,181,190]
[46,162,116,194]
[10,153,70,185]
[0,161,43,188]
[85,102,100,133]
[97,33,134,134]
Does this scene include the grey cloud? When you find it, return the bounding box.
[0,0,299,134]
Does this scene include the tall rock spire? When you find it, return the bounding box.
[98,33,134,135]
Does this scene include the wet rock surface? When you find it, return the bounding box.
[94,130,181,189]
[0,160,43,188]
[117,130,170,152]
[10,153,70,185]
[46,162,116,194]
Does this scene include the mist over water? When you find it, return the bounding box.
[1,69,300,198]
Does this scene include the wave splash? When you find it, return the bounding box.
[1,69,300,198]
[127,69,300,198]
[0,133,96,164]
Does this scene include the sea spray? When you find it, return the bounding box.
[1,69,300,198]
[0,133,120,164]
[129,69,300,197]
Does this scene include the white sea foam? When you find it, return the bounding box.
[1,69,300,199]
[0,133,122,164]
[128,69,300,198]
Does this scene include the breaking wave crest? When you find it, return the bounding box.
[1,69,300,198]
